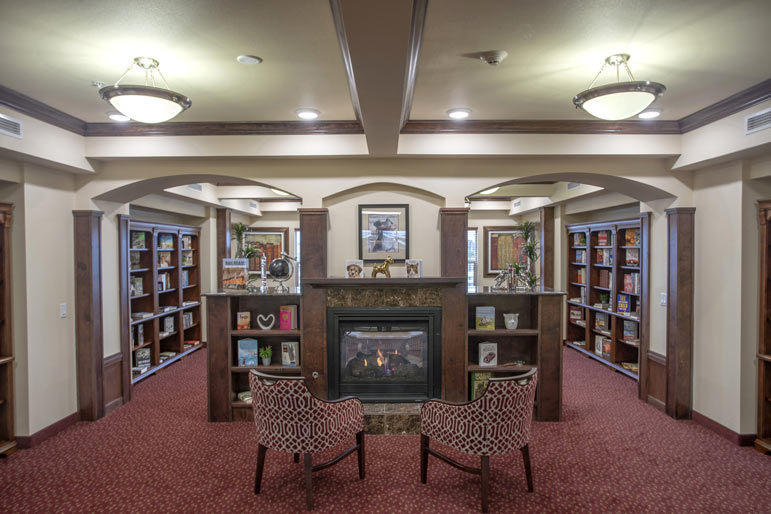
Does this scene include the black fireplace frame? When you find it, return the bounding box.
[327,306,442,402]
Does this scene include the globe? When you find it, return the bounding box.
[268,258,292,280]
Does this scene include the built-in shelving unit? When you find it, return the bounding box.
[126,221,202,384]
[564,218,649,382]
[756,201,771,454]
[0,204,14,456]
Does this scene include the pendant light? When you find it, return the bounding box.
[573,54,665,121]
[99,57,191,124]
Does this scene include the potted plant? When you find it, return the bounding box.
[517,220,540,290]
[258,346,273,366]
[231,222,259,259]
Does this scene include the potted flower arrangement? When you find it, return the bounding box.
[258,346,273,366]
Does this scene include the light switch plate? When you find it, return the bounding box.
[59,303,67,318]
[659,293,667,306]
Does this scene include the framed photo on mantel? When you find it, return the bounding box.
[483,226,524,277]
[358,204,409,263]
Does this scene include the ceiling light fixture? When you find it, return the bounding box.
[296,108,320,120]
[447,108,471,120]
[99,57,191,124]
[236,55,263,65]
[270,188,291,196]
[479,187,500,195]
[107,111,130,122]
[573,54,665,120]
[638,109,662,119]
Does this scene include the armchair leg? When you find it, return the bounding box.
[481,455,489,513]
[356,431,366,479]
[521,444,534,492]
[254,444,267,495]
[420,434,429,484]
[294,453,300,463]
[304,453,313,510]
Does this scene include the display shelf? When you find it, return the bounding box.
[231,329,302,336]
[618,339,640,348]
[467,362,535,373]
[131,343,203,385]
[0,356,13,365]
[232,365,302,374]
[132,341,153,351]
[130,293,151,300]
[565,342,639,380]
[571,262,587,266]
[467,329,538,336]
[130,268,150,273]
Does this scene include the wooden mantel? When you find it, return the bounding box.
[302,277,466,288]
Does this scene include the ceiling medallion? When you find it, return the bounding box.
[99,57,191,124]
[573,54,665,121]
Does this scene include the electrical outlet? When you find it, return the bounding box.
[659,293,667,306]
[59,303,67,318]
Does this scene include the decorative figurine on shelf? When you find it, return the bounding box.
[503,313,519,330]
[268,252,296,293]
[256,314,276,330]
[260,253,268,293]
[492,268,510,290]
[371,255,394,278]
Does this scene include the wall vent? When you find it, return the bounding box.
[746,107,771,135]
[249,201,258,209]
[513,199,521,208]
[567,182,581,190]
[186,183,203,192]
[0,113,23,139]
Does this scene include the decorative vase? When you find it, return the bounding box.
[261,357,271,366]
[503,313,519,330]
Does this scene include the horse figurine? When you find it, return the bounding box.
[371,256,394,278]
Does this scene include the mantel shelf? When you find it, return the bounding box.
[302,277,466,288]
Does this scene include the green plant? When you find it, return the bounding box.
[517,220,540,289]
[231,222,259,259]
[258,346,272,359]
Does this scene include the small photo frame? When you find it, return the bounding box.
[405,259,422,278]
[478,342,498,367]
[358,204,409,263]
[345,259,364,278]
[282,341,299,367]
[243,227,289,274]
[483,226,525,277]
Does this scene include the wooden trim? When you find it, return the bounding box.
[679,78,771,133]
[638,212,651,401]
[84,120,363,137]
[539,207,554,288]
[692,410,756,447]
[399,0,428,128]
[329,0,363,122]
[15,412,79,449]
[73,210,105,421]
[303,277,465,288]
[665,207,695,419]
[103,353,122,366]
[401,119,682,134]
[117,214,131,404]
[216,209,231,289]
[0,204,14,452]
[647,350,667,366]
[440,208,468,402]
[647,395,666,412]
[0,84,86,135]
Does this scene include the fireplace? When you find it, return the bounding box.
[327,307,441,402]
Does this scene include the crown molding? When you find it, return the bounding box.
[0,84,86,134]
[400,0,428,129]
[401,119,681,134]
[329,0,362,122]
[678,78,771,133]
[84,120,364,137]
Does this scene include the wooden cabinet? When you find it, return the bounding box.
[0,204,14,456]
[124,221,203,385]
[564,217,649,389]
[756,201,771,453]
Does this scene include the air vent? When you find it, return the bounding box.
[0,113,22,139]
[249,201,258,209]
[513,199,521,208]
[186,183,203,192]
[746,107,771,135]
[567,182,581,190]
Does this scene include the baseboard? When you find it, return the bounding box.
[16,412,80,449]
[647,395,665,412]
[104,397,124,416]
[692,410,756,447]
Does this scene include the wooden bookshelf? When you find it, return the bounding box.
[756,201,771,454]
[126,221,202,385]
[205,291,302,422]
[0,204,14,456]
[565,217,649,384]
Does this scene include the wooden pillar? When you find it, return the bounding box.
[117,214,131,404]
[299,208,328,398]
[440,208,468,402]
[666,207,695,419]
[216,208,231,289]
[73,210,104,422]
[539,206,554,288]
[638,212,652,403]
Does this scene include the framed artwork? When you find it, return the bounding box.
[358,204,409,263]
[483,226,525,276]
[243,227,289,273]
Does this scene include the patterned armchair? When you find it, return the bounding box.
[249,371,365,511]
[420,369,537,513]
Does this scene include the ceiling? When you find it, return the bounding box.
[0,0,770,153]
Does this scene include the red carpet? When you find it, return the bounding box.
[1,348,770,513]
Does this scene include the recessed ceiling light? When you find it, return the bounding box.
[237,55,263,65]
[296,108,320,120]
[638,109,662,119]
[447,108,471,120]
[107,111,130,122]
[270,188,291,196]
[479,187,500,195]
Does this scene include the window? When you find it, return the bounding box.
[295,229,301,287]
[467,228,478,289]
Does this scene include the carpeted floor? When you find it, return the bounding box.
[2,348,770,513]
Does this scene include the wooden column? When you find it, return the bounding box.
[666,207,695,419]
[206,295,232,421]
[638,212,652,403]
[117,214,131,405]
[299,208,328,398]
[73,210,104,422]
[539,206,554,288]
[216,208,231,289]
[440,208,468,402]
[537,294,563,421]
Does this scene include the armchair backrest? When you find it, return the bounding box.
[249,371,314,453]
[479,369,537,454]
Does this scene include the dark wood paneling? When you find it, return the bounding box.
[638,212,652,402]
[84,120,364,137]
[692,410,756,447]
[539,207,554,288]
[0,204,14,454]
[402,119,681,135]
[537,295,563,421]
[216,209,231,289]
[299,209,329,398]
[399,0,428,128]
[0,84,86,135]
[206,295,232,421]
[117,214,131,404]
[666,207,695,419]
[103,353,123,415]
[647,350,667,411]
[439,208,468,402]
[679,78,771,133]
[73,211,105,422]
[15,412,79,449]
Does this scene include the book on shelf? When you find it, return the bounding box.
[601,338,611,359]
[593,302,610,310]
[576,268,586,284]
[132,366,149,375]
[475,306,495,330]
[569,296,583,303]
[157,272,171,291]
[158,252,172,268]
[181,251,193,266]
[597,230,609,246]
[159,351,177,362]
[135,348,151,368]
[573,232,586,246]
[617,294,631,314]
[158,234,174,249]
[236,312,251,330]
[158,305,175,313]
[184,340,199,350]
[621,362,639,373]
[622,320,638,341]
[575,249,586,263]
[237,338,260,367]
[222,258,248,291]
[129,277,143,297]
[237,391,252,404]
[182,300,199,307]
[182,270,190,287]
[623,272,640,294]
[595,312,609,330]
[181,235,192,249]
[130,252,140,270]
[183,312,194,329]
[281,341,299,366]
[130,232,146,249]
[569,305,583,321]
[478,342,498,366]
[595,248,613,265]
[163,316,174,333]
[625,229,640,246]
[598,269,612,288]
[131,312,152,320]
[625,248,639,266]
[470,371,492,400]
[279,305,298,330]
[594,335,604,356]
[571,340,586,347]
[136,324,144,345]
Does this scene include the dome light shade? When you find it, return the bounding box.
[98,57,191,124]
[573,54,665,121]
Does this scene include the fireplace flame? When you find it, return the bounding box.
[376,356,383,366]
[394,349,398,354]
[364,358,368,367]
[377,348,384,359]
